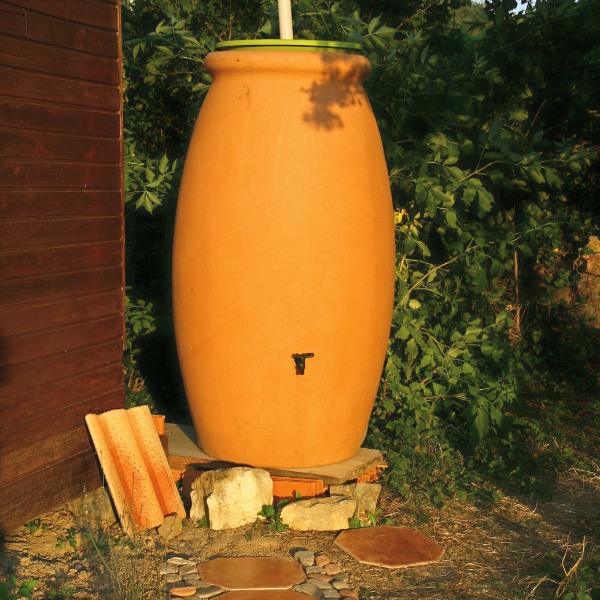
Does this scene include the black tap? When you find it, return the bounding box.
[291,352,314,375]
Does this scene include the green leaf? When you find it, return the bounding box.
[445,210,458,228]
[396,326,410,340]
[367,15,381,34]
[476,189,493,214]
[155,45,174,57]
[159,154,169,175]
[462,188,477,206]
[462,362,474,374]
[470,406,489,441]
[473,268,488,293]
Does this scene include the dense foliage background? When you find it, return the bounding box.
[122,0,599,502]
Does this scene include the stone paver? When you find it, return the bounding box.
[335,525,445,568]
[199,557,306,590]
[160,545,358,599]
[219,591,310,599]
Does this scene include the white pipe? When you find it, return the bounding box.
[277,0,294,39]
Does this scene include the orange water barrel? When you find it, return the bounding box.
[172,40,395,468]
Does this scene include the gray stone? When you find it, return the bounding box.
[165,573,183,583]
[190,467,273,530]
[158,514,183,540]
[331,579,350,590]
[305,566,326,574]
[307,577,335,590]
[193,585,223,598]
[167,557,195,566]
[281,497,356,531]
[322,591,341,599]
[182,574,201,582]
[179,564,199,576]
[329,483,381,521]
[293,581,323,598]
[159,562,180,575]
[67,487,117,526]
[294,549,316,566]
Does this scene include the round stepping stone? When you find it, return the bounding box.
[335,526,445,568]
[219,592,309,599]
[199,557,306,590]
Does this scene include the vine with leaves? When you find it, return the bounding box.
[121,0,599,499]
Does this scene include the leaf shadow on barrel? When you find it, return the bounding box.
[301,52,368,130]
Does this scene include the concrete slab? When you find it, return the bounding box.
[166,423,386,485]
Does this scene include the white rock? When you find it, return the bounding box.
[280,496,356,531]
[189,484,207,524]
[329,483,381,520]
[190,467,273,530]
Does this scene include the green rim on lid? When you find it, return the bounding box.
[215,39,362,52]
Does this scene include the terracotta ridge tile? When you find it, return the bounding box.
[86,405,185,534]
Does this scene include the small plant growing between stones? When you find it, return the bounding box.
[196,516,209,529]
[0,575,38,600]
[349,509,382,529]
[24,517,42,534]
[258,500,289,533]
[258,491,302,533]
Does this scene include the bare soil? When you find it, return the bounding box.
[1,469,598,599]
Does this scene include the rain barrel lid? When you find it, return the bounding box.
[215,39,362,52]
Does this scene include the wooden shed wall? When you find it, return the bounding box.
[0,0,124,534]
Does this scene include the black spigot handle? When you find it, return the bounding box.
[292,352,314,375]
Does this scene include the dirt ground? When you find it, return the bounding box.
[1,469,598,599]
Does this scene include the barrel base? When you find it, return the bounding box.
[166,423,386,485]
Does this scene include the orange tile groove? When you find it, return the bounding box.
[85,405,186,534]
[271,476,328,502]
